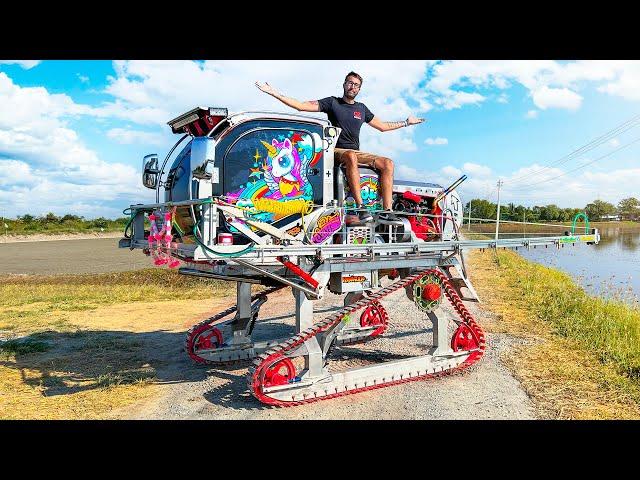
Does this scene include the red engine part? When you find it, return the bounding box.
[395,191,442,241]
[408,215,440,241]
[402,190,423,203]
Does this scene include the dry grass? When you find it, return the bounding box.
[468,249,640,419]
[0,268,231,335]
[0,269,236,419]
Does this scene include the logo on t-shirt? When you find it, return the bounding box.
[353,111,362,120]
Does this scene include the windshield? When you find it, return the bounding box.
[156,134,191,202]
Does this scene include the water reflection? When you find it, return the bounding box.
[516,227,640,305]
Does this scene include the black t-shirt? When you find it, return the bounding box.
[317,96,375,150]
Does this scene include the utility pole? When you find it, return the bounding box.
[495,179,503,241]
[467,200,472,231]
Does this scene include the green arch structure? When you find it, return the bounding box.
[571,212,590,235]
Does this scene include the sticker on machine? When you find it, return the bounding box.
[343,275,368,284]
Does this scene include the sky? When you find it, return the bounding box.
[1,60,639,219]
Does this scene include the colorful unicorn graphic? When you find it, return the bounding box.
[261,138,307,199]
[225,132,321,224]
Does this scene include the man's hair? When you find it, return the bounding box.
[344,71,363,85]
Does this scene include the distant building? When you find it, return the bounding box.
[601,214,620,221]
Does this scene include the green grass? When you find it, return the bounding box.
[94,368,156,389]
[494,250,640,380]
[2,216,131,235]
[0,338,51,358]
[0,268,234,334]
[0,267,239,419]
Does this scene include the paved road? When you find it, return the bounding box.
[0,237,151,275]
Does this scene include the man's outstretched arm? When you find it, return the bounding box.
[368,115,426,132]
[255,81,320,112]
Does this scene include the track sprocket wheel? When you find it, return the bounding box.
[185,325,223,364]
[359,301,389,337]
[412,273,443,312]
[451,323,482,362]
[263,356,297,388]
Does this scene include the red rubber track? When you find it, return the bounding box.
[185,285,285,364]
[249,269,485,406]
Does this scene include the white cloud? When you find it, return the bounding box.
[0,60,41,69]
[360,128,418,158]
[107,128,168,146]
[0,72,145,218]
[398,155,640,209]
[531,86,582,110]
[486,162,640,208]
[5,60,640,217]
[526,110,539,119]
[0,159,39,186]
[98,60,432,157]
[77,74,89,83]
[462,162,492,177]
[442,165,462,177]
[609,138,620,148]
[396,164,425,181]
[433,89,485,110]
[596,61,640,101]
[424,60,640,114]
[425,137,448,146]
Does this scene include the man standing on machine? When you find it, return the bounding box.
[256,71,425,225]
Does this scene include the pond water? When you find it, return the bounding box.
[515,226,640,305]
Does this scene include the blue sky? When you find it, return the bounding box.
[1,60,639,219]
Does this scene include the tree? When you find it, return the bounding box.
[540,204,560,221]
[466,199,497,223]
[61,214,83,222]
[617,197,640,221]
[585,199,616,221]
[18,214,35,223]
[529,206,542,222]
[92,217,108,229]
[41,212,60,224]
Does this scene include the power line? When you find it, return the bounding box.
[508,113,640,185]
[515,135,640,188]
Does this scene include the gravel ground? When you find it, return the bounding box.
[114,280,537,420]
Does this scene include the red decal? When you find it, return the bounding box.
[353,111,362,120]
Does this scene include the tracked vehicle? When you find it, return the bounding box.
[120,106,599,405]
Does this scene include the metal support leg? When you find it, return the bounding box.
[230,282,252,345]
[294,288,324,378]
[344,291,364,307]
[428,311,452,356]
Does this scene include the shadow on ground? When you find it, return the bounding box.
[1,329,212,397]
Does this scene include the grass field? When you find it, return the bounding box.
[468,248,640,419]
[3,247,640,419]
[0,269,235,419]
[464,220,640,238]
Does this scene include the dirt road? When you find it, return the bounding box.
[2,236,538,419]
[111,286,536,420]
